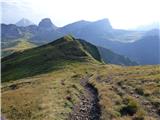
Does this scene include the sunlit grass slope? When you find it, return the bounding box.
[89,65,160,120]
[2,35,101,82]
[2,38,37,57]
[1,35,102,120]
[2,35,160,120]
[2,63,100,120]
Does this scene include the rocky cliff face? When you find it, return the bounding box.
[38,18,57,31]
[1,24,23,40]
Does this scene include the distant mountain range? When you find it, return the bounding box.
[1,18,159,65]
[59,19,145,43]
[117,29,160,64]
[135,22,159,31]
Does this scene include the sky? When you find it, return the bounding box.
[1,0,159,29]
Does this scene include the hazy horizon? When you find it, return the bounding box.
[1,0,159,29]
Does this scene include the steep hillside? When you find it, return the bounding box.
[1,35,101,82]
[98,47,137,66]
[2,38,37,57]
[2,35,137,82]
[1,35,102,120]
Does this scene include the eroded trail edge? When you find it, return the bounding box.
[68,77,101,120]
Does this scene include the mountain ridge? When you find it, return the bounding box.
[1,35,101,82]
[1,18,159,65]
[2,35,138,82]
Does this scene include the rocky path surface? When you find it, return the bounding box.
[68,77,101,120]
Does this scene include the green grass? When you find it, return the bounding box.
[2,38,36,57]
[2,36,159,120]
[2,56,100,120]
[89,65,160,120]
[1,64,90,120]
[2,60,159,120]
[2,36,101,82]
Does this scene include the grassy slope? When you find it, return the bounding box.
[89,65,160,120]
[1,36,101,82]
[2,63,100,120]
[1,35,102,120]
[2,38,36,57]
[78,39,102,62]
[2,63,159,120]
[98,47,138,66]
[2,36,160,120]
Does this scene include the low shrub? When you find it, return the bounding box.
[135,87,144,95]
[120,97,139,116]
[133,109,146,120]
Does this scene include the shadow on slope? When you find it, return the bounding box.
[2,35,101,82]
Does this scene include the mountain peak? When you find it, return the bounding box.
[16,18,34,27]
[38,18,57,30]
[63,35,75,41]
[96,18,110,22]
[94,18,112,29]
[50,35,75,45]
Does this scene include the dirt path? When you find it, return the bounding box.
[68,77,101,120]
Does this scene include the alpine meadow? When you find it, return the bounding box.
[1,0,160,120]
